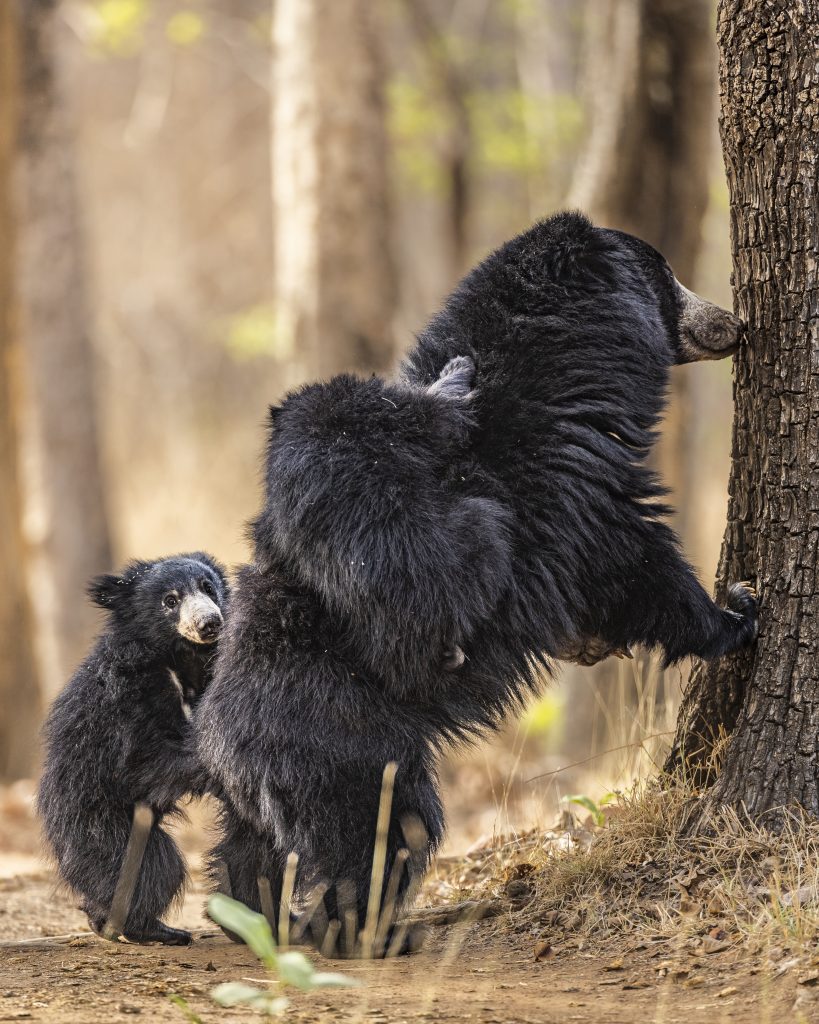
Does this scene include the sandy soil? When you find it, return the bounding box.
[1,784,815,1023]
[0,857,812,1024]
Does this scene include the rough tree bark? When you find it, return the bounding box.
[569,0,715,542]
[668,0,819,818]
[0,1,41,778]
[14,0,112,698]
[271,0,396,381]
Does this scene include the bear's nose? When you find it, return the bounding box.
[197,612,223,642]
[675,280,745,362]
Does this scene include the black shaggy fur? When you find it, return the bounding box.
[400,213,757,666]
[196,213,757,956]
[38,553,228,945]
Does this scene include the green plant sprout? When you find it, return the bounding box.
[205,892,359,1017]
[562,792,618,828]
[169,994,206,1024]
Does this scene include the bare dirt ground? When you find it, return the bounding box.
[0,876,808,1024]
[1,784,815,1024]
[1,864,812,1013]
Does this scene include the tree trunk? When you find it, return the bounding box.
[575,0,714,280]
[570,0,714,542]
[0,1,42,779]
[668,0,819,818]
[271,0,396,381]
[14,0,112,699]
[561,0,714,751]
[401,0,472,283]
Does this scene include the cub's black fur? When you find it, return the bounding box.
[38,553,228,945]
[196,213,757,957]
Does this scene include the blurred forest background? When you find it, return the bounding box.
[0,0,734,846]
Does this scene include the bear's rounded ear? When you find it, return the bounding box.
[426,355,475,403]
[87,573,125,609]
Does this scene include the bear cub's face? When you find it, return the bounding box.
[158,567,223,645]
[88,554,228,655]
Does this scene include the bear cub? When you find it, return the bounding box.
[38,553,228,945]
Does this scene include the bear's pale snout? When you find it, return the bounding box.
[178,592,224,644]
[675,280,745,363]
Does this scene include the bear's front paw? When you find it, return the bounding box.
[725,581,759,642]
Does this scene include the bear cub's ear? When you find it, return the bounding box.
[87,573,126,609]
[426,355,475,403]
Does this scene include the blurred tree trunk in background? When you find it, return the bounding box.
[0,2,41,778]
[271,0,396,380]
[401,0,472,283]
[569,0,714,545]
[668,1,819,820]
[13,0,112,699]
[561,0,714,758]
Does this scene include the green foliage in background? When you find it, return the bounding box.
[85,0,149,55]
[85,0,207,56]
[388,77,450,195]
[224,304,294,363]
[470,89,582,177]
[522,691,563,741]
[389,77,582,195]
[166,10,206,47]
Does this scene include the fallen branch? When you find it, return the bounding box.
[404,899,503,927]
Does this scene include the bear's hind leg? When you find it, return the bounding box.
[298,780,442,959]
[300,830,427,958]
[206,802,288,942]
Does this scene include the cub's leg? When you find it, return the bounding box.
[121,825,190,944]
[82,821,190,944]
[425,354,475,401]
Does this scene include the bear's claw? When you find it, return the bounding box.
[726,581,759,642]
[560,636,634,667]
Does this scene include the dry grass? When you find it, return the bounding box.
[436,649,819,964]
[430,777,819,962]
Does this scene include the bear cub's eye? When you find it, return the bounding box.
[200,578,216,598]
[163,593,179,610]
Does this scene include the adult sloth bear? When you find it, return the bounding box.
[196,212,757,956]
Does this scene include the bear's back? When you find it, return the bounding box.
[399,212,676,664]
